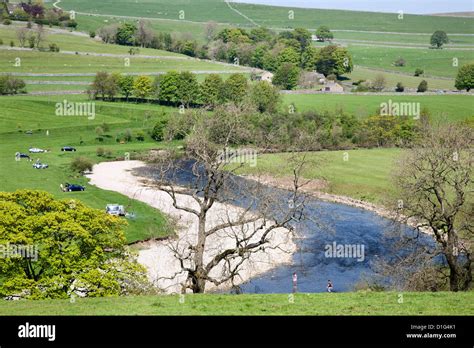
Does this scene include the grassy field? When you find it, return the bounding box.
[236,148,401,204]
[346,66,456,90]
[55,0,474,33]
[283,94,474,123]
[0,291,472,315]
[0,95,180,243]
[349,46,474,79]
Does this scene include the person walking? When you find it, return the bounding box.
[327,280,334,293]
[292,272,298,293]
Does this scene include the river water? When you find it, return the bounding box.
[136,161,434,293]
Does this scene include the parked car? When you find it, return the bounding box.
[29,147,46,153]
[61,146,77,152]
[16,152,30,159]
[61,183,85,192]
[106,204,126,216]
[33,163,49,169]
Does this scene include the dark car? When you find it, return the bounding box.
[62,183,85,192]
[61,146,77,152]
[16,152,30,159]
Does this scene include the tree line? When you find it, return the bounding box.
[96,21,352,90]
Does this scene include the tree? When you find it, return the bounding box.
[97,24,118,44]
[430,31,449,48]
[394,57,406,67]
[135,20,153,47]
[417,80,428,93]
[155,71,180,104]
[177,71,200,107]
[276,47,300,69]
[116,22,137,46]
[205,21,218,42]
[315,45,353,77]
[150,107,310,293]
[250,81,281,113]
[315,26,333,42]
[105,73,120,100]
[0,190,149,299]
[0,75,26,95]
[372,74,386,92]
[118,75,134,101]
[89,72,110,100]
[455,63,474,91]
[414,68,424,77]
[392,124,473,291]
[16,27,28,47]
[273,63,301,90]
[223,74,248,104]
[200,74,224,108]
[395,82,405,92]
[292,28,312,51]
[133,75,153,99]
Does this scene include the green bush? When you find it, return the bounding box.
[89,31,96,38]
[395,82,405,92]
[49,43,60,52]
[151,120,168,141]
[96,147,105,157]
[70,157,94,173]
[417,80,428,93]
[414,68,424,76]
[3,19,11,25]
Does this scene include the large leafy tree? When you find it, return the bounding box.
[316,26,334,42]
[133,75,153,99]
[116,22,137,46]
[315,45,353,77]
[200,74,224,108]
[155,71,180,104]
[0,190,148,299]
[177,71,200,107]
[455,63,474,91]
[430,30,449,48]
[223,74,248,104]
[273,63,301,90]
[250,81,281,113]
[118,75,135,101]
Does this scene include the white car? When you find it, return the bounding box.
[29,148,46,153]
[33,163,49,169]
[106,204,126,216]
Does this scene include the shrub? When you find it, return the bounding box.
[0,39,3,45]
[96,147,105,157]
[49,43,60,52]
[326,74,337,81]
[395,82,405,92]
[394,57,406,67]
[136,130,145,141]
[10,40,14,47]
[151,120,168,141]
[414,68,424,76]
[3,19,11,25]
[70,157,94,173]
[417,80,428,93]
[89,31,96,38]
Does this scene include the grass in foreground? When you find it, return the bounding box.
[0,292,472,315]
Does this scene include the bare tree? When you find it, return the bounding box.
[135,20,154,48]
[391,123,473,291]
[372,74,386,92]
[34,24,46,48]
[97,24,118,44]
[150,107,311,293]
[205,21,218,43]
[16,27,29,48]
